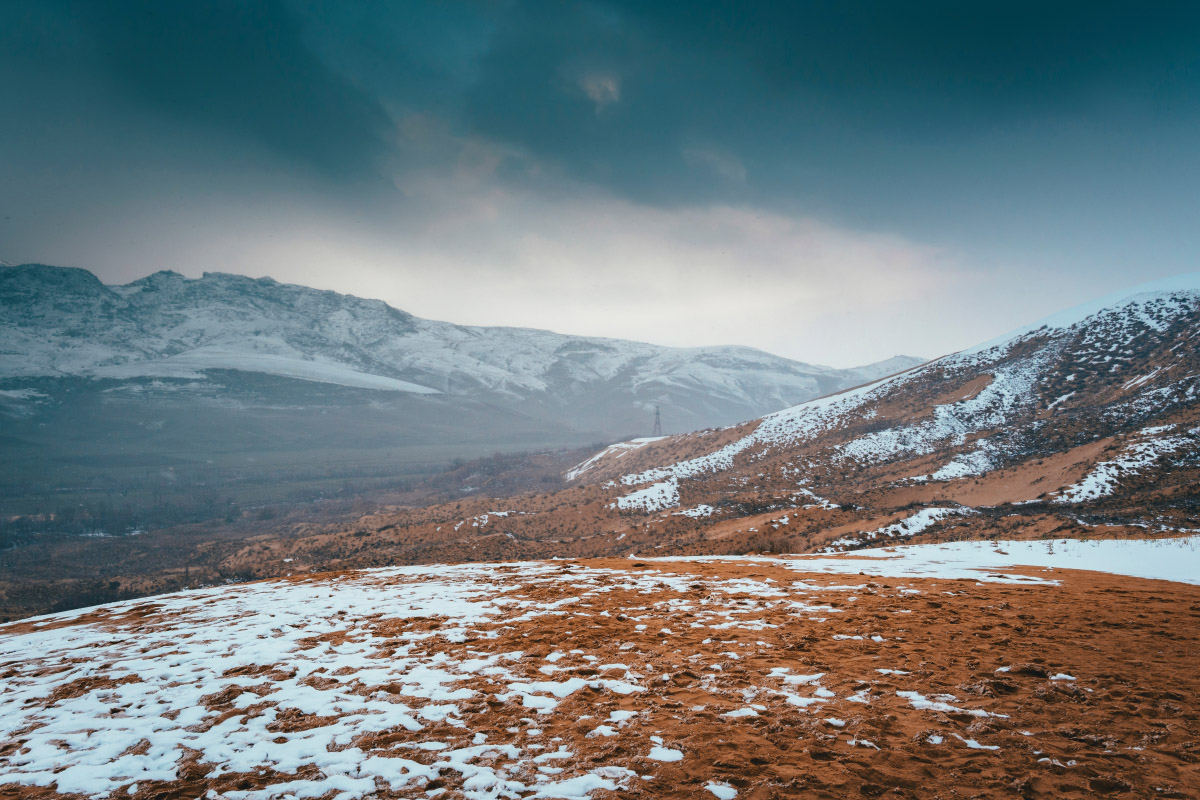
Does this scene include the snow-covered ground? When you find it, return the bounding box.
[793,535,1200,585]
[0,536,1197,799]
[0,565,658,800]
[649,535,1200,585]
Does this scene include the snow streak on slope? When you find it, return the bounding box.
[823,507,977,551]
[926,438,1005,481]
[566,438,664,481]
[620,371,917,485]
[1055,425,1199,503]
[613,477,680,512]
[838,357,1048,466]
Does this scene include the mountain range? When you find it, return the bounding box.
[0,263,921,535]
[0,264,920,437]
[3,269,1199,642]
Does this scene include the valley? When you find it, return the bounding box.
[0,264,919,594]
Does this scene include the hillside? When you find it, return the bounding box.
[553,273,1200,549]
[177,272,1200,579]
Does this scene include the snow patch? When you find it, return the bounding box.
[613,477,680,513]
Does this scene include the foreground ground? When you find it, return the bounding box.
[1,538,1198,799]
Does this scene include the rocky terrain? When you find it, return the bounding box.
[1,540,1197,799]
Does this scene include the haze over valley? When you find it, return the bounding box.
[0,262,919,562]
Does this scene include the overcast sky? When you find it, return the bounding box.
[3,1,1199,367]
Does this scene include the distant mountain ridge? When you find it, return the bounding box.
[0,263,922,435]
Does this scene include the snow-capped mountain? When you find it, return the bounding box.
[0,264,921,435]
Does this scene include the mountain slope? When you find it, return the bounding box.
[594,273,1200,484]
[0,264,921,437]
[235,272,1200,577]
[558,272,1200,549]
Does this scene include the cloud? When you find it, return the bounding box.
[23,152,960,366]
[581,74,621,113]
[3,0,1200,368]
[2,0,392,181]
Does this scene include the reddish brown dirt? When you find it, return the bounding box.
[2,559,1197,799]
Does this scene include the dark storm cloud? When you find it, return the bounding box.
[625,1,1200,116]
[5,0,1198,204]
[95,1,393,179]
[456,1,1200,218]
[1,0,392,180]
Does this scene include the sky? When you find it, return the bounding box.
[2,1,1199,367]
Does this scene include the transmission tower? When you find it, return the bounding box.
[651,405,662,437]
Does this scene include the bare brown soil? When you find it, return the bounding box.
[2,559,1197,799]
